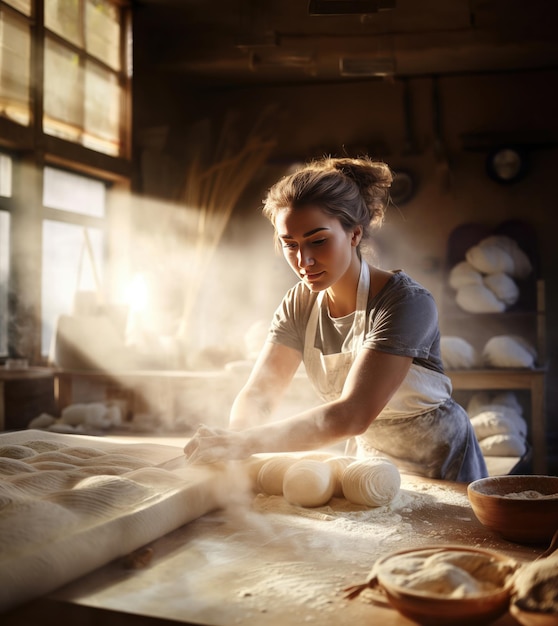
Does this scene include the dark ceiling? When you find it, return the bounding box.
[133,0,558,87]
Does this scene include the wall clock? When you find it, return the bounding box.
[486,147,528,184]
[390,170,415,205]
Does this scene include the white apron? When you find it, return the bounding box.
[301,261,487,481]
[303,260,370,402]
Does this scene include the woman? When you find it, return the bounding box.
[184,156,488,482]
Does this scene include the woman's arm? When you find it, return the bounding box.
[184,347,412,463]
[229,341,302,429]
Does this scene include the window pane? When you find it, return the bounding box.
[0,9,31,125]
[43,166,105,217]
[45,0,82,47]
[0,210,10,356]
[43,37,84,141]
[86,0,120,71]
[3,0,32,16]
[41,221,104,355]
[0,153,12,197]
[84,61,120,156]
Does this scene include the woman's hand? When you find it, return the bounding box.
[183,425,251,464]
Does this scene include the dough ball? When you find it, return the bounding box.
[513,555,558,613]
[27,413,57,430]
[244,456,268,486]
[478,433,526,457]
[257,456,297,495]
[482,335,537,368]
[448,261,483,290]
[282,459,335,507]
[470,408,527,440]
[455,284,506,313]
[325,456,357,497]
[483,272,519,307]
[440,336,478,370]
[341,458,401,507]
[465,238,515,275]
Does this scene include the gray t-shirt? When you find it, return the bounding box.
[268,270,444,374]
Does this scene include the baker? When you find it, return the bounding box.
[184,156,488,482]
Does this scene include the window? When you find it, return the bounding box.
[41,166,107,356]
[0,152,12,356]
[0,3,32,126]
[0,1,130,364]
[0,0,131,158]
[44,0,130,157]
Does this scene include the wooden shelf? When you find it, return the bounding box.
[447,368,547,474]
[442,223,547,474]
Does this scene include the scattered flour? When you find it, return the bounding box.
[503,490,557,500]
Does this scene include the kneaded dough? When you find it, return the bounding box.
[478,433,526,457]
[470,408,527,440]
[341,458,401,507]
[0,431,228,613]
[282,459,335,507]
[482,335,537,368]
[325,456,357,497]
[257,456,297,496]
[512,555,558,613]
[380,548,516,598]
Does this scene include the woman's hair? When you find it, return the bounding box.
[262,156,393,249]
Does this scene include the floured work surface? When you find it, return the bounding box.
[9,471,543,626]
[0,430,230,613]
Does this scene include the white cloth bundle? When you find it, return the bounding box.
[482,335,537,368]
[440,336,478,369]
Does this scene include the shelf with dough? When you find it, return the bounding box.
[440,221,547,474]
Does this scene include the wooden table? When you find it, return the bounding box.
[3,472,545,626]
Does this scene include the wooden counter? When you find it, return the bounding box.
[3,473,545,626]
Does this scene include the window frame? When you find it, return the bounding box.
[40,164,109,357]
[0,0,132,364]
[0,154,13,356]
[0,0,132,165]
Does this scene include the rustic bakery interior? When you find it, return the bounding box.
[1,1,557,624]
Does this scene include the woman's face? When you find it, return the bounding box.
[275,204,361,292]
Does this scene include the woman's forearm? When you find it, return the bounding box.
[229,385,275,429]
[237,401,356,455]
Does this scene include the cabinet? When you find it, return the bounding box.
[441,222,547,474]
[0,367,56,430]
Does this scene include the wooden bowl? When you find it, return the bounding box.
[371,545,517,626]
[510,604,558,626]
[467,475,558,544]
